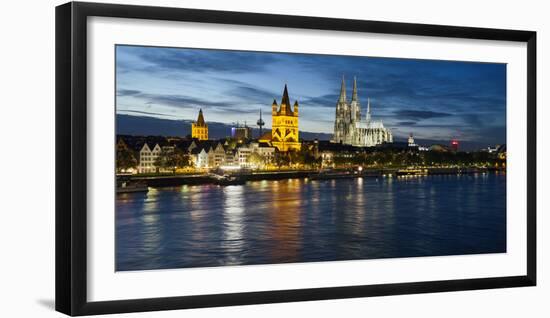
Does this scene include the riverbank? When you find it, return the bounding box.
[122,166,504,188]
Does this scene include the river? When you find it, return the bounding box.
[116,173,506,271]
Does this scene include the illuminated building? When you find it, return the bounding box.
[208,143,226,167]
[231,124,253,141]
[271,84,301,152]
[188,140,226,168]
[191,108,208,140]
[137,142,174,174]
[192,147,209,168]
[233,142,275,167]
[332,76,393,147]
[408,133,418,147]
[235,146,253,166]
[451,139,459,151]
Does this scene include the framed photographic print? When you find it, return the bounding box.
[55,1,536,316]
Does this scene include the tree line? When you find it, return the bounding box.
[332,149,505,168]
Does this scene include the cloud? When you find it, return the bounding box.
[118,45,280,74]
[227,86,277,102]
[117,89,141,96]
[460,113,484,127]
[139,93,231,108]
[117,88,234,108]
[461,125,506,145]
[397,121,417,126]
[117,109,178,118]
[301,94,339,108]
[393,110,453,120]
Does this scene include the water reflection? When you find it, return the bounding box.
[268,179,302,263]
[222,186,245,265]
[116,174,506,271]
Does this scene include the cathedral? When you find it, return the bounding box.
[332,76,393,147]
[270,84,301,152]
[191,108,208,140]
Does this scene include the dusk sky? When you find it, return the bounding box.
[116,45,506,145]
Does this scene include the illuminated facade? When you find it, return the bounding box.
[450,139,459,151]
[332,76,393,147]
[271,84,301,152]
[191,108,208,140]
[408,133,417,147]
[231,124,253,141]
[137,142,174,174]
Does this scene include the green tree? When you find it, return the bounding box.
[155,147,191,173]
[225,137,238,150]
[116,147,137,173]
[288,150,301,166]
[274,151,290,168]
[173,148,192,169]
[299,147,320,168]
[247,152,266,166]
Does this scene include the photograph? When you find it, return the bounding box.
[1,0,543,316]
[115,45,507,271]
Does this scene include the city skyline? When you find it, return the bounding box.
[116,45,506,145]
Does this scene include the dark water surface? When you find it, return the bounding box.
[116,173,506,271]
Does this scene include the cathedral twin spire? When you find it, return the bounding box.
[332,75,392,147]
[352,76,359,102]
[339,76,347,103]
[338,75,360,104]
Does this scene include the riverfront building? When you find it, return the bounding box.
[118,134,277,171]
[138,143,162,174]
[231,124,253,141]
[332,76,393,147]
[139,142,179,174]
[191,109,208,140]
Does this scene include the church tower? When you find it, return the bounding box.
[332,75,349,144]
[271,84,300,152]
[350,76,361,122]
[191,108,208,140]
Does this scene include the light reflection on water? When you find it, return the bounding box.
[222,186,245,265]
[116,173,506,271]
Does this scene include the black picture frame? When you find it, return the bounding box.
[55,1,537,316]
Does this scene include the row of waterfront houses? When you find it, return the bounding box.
[117,134,501,174]
[117,133,395,174]
[117,135,276,174]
